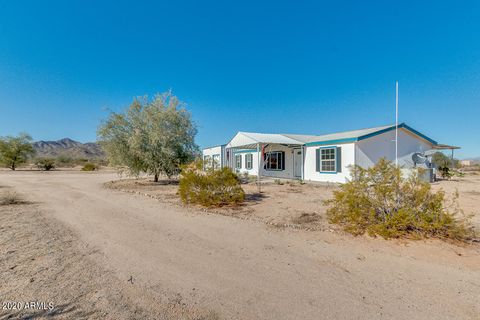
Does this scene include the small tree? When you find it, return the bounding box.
[431,151,458,169]
[98,91,198,182]
[0,133,35,170]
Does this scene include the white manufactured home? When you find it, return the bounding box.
[202,123,457,183]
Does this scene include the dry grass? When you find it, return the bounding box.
[0,191,28,206]
[291,212,321,225]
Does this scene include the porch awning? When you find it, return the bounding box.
[226,132,317,149]
[432,144,461,150]
[226,132,307,149]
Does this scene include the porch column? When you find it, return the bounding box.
[257,143,261,193]
[301,145,305,181]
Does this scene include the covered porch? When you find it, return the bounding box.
[225,132,306,187]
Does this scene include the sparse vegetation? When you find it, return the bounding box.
[0,133,35,170]
[0,191,27,205]
[179,161,245,207]
[35,158,56,171]
[325,159,475,241]
[274,179,284,185]
[431,151,459,169]
[291,212,321,225]
[98,91,198,182]
[81,162,98,171]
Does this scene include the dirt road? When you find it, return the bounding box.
[1,171,479,319]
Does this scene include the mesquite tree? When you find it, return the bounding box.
[98,91,198,182]
[0,133,35,170]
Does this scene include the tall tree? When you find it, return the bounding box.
[98,91,198,182]
[0,133,35,170]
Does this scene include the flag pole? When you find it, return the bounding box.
[395,81,399,166]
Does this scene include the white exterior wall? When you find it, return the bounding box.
[355,128,434,168]
[233,151,260,175]
[304,143,355,183]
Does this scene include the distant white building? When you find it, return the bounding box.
[202,123,457,183]
[460,160,473,167]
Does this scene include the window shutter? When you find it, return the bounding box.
[315,149,320,172]
[336,147,342,173]
[281,151,285,170]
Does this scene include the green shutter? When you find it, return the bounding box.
[315,149,320,172]
[336,147,342,173]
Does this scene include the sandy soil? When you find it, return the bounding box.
[0,188,219,319]
[1,171,479,320]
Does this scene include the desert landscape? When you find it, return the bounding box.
[1,169,479,319]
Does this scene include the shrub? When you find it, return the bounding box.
[35,158,56,171]
[82,162,98,171]
[0,191,26,205]
[325,158,475,241]
[179,163,245,207]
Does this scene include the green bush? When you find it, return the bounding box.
[325,158,475,241]
[81,162,98,171]
[35,158,56,171]
[179,163,245,207]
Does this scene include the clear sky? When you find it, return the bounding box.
[0,1,479,158]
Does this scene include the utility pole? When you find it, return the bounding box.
[395,81,399,166]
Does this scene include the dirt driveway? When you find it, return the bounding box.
[1,171,479,319]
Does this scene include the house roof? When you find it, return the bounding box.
[225,123,440,149]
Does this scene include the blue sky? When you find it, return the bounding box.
[0,1,479,158]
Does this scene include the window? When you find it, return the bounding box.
[320,148,336,172]
[264,151,285,171]
[235,154,242,169]
[212,154,220,170]
[245,154,253,170]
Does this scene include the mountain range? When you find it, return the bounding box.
[32,138,105,159]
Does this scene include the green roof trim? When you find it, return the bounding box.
[304,138,357,147]
[305,123,438,147]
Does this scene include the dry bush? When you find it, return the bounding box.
[81,162,98,171]
[291,212,321,225]
[179,162,245,207]
[325,159,476,241]
[0,191,27,205]
[35,158,56,171]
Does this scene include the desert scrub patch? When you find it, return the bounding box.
[82,162,98,171]
[0,191,28,206]
[324,158,476,241]
[291,212,321,225]
[179,161,245,207]
[35,158,56,171]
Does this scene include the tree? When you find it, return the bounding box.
[0,133,35,170]
[98,91,198,182]
[431,151,459,169]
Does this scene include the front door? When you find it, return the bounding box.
[293,149,302,178]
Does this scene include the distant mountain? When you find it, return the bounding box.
[32,138,105,159]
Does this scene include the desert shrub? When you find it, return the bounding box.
[81,162,98,171]
[274,179,284,185]
[0,191,26,205]
[179,162,245,207]
[35,158,56,171]
[325,158,475,241]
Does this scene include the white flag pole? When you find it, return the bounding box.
[395,81,399,166]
